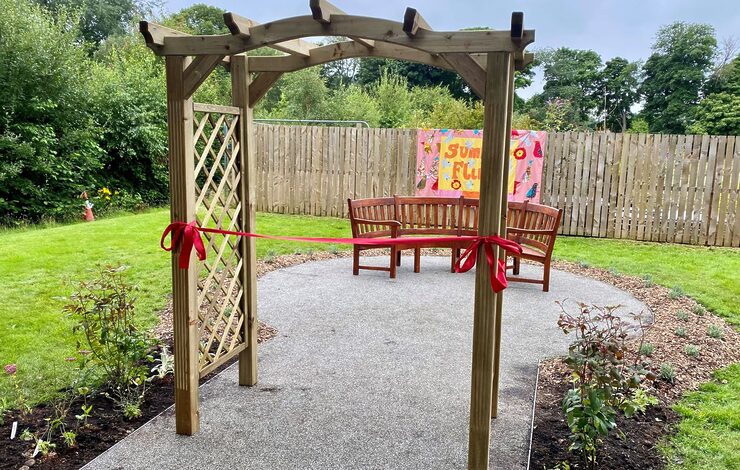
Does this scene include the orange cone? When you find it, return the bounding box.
[81,191,95,222]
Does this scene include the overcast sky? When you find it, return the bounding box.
[158,0,740,98]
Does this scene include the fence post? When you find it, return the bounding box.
[165,55,200,435]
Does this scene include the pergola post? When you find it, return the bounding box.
[231,54,259,385]
[467,51,513,469]
[166,55,200,435]
[492,54,516,418]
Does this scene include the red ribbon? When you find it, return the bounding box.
[161,222,522,293]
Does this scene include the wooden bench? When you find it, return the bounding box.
[348,196,562,290]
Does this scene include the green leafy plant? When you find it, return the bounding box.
[608,266,621,277]
[676,310,689,321]
[62,430,77,448]
[328,244,339,255]
[684,345,700,358]
[64,266,156,418]
[264,249,277,264]
[122,401,142,420]
[150,346,175,381]
[20,428,34,441]
[622,388,659,418]
[660,363,677,383]
[707,325,724,339]
[577,260,591,269]
[557,302,655,468]
[639,343,656,357]
[74,386,93,427]
[642,275,654,288]
[675,327,688,338]
[669,285,685,299]
[35,438,56,457]
[692,304,705,316]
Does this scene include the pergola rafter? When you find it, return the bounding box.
[145,3,534,469]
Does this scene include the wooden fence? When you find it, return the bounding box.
[253,125,739,247]
[540,133,739,247]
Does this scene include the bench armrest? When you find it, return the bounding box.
[352,218,401,227]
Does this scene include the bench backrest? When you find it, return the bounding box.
[507,200,529,232]
[347,197,396,238]
[515,202,562,255]
[460,198,480,236]
[394,196,463,236]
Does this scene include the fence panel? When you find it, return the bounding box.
[252,124,739,247]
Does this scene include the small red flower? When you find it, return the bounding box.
[451,179,462,190]
[513,147,527,160]
[4,364,16,375]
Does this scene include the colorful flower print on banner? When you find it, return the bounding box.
[415,129,547,203]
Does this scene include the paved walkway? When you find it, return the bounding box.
[85,256,649,470]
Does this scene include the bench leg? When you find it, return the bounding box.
[451,247,460,273]
[513,256,520,275]
[353,246,360,275]
[414,247,421,273]
[390,247,398,279]
[396,250,402,266]
[543,259,550,292]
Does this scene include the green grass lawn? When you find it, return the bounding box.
[552,237,740,326]
[660,364,740,470]
[0,209,350,406]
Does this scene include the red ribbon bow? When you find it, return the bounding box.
[161,221,522,293]
[453,235,523,293]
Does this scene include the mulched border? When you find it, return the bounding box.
[529,259,740,469]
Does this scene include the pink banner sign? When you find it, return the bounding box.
[415,129,547,203]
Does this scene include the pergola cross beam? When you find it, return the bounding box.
[144,3,534,469]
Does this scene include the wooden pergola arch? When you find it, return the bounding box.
[141,2,534,468]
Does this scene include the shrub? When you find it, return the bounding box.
[557,302,655,467]
[676,310,689,321]
[684,345,700,358]
[642,275,654,288]
[608,266,621,277]
[674,327,688,338]
[669,286,685,299]
[639,343,656,357]
[64,266,156,418]
[660,363,677,383]
[692,304,705,316]
[707,325,724,339]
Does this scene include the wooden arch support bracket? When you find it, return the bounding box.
[403,7,486,99]
[224,12,319,57]
[310,0,375,48]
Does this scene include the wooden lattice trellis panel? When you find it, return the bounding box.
[192,103,246,375]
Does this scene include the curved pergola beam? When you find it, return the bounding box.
[145,15,534,56]
[248,41,455,73]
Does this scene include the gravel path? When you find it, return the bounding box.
[85,256,649,470]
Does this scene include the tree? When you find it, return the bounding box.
[270,67,330,120]
[36,0,157,45]
[594,58,641,132]
[372,71,412,128]
[356,59,472,100]
[537,47,603,127]
[640,22,717,133]
[689,56,740,135]
[0,0,103,222]
[163,3,229,35]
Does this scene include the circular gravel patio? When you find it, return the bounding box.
[85,256,650,470]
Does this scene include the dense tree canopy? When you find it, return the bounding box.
[640,22,717,134]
